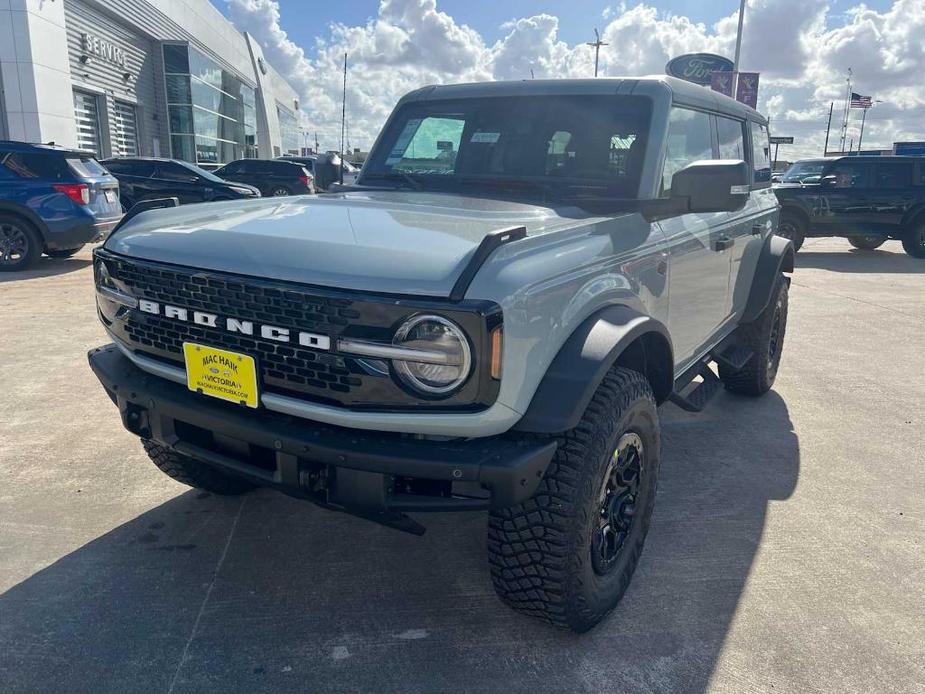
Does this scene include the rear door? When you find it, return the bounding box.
[658,106,735,366]
[870,160,916,231]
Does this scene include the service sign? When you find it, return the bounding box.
[666,53,734,86]
[769,136,794,145]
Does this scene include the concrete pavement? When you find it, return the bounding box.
[0,237,922,693]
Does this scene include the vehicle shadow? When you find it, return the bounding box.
[796,247,924,274]
[0,257,92,283]
[0,391,799,694]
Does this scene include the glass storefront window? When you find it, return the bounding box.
[163,44,265,166]
[277,105,299,154]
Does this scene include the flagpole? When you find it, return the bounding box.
[823,101,834,156]
[839,68,852,153]
[857,106,868,151]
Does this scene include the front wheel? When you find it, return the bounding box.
[488,367,660,632]
[776,214,805,252]
[143,440,255,495]
[720,278,789,396]
[45,244,85,258]
[848,235,886,250]
[902,222,925,258]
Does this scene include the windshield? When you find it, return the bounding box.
[782,160,827,182]
[180,160,226,183]
[362,95,652,202]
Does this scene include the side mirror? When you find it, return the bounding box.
[669,160,750,213]
[819,174,836,187]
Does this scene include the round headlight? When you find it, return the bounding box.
[393,315,472,394]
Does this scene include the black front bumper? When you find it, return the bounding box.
[89,344,555,513]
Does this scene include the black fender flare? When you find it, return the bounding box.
[514,305,674,434]
[740,234,795,324]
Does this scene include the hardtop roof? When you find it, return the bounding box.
[399,75,766,123]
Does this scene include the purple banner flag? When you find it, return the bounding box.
[710,71,734,97]
[735,72,760,109]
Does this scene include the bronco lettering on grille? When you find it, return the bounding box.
[137,299,332,351]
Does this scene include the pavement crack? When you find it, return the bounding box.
[790,279,924,322]
[166,497,246,694]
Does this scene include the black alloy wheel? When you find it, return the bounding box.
[270,186,290,197]
[0,217,40,270]
[592,432,644,575]
[776,216,805,252]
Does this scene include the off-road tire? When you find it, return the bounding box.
[0,214,42,271]
[776,213,805,252]
[848,235,886,251]
[45,245,85,258]
[901,221,925,258]
[142,440,255,495]
[720,278,789,396]
[488,367,660,632]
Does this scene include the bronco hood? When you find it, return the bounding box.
[105,191,589,297]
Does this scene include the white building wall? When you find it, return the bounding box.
[0,0,78,146]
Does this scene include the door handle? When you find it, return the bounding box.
[751,224,763,236]
[713,235,735,252]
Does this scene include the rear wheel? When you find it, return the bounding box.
[143,440,255,495]
[776,213,805,252]
[0,215,42,271]
[45,244,85,258]
[720,278,789,396]
[269,186,290,197]
[902,222,925,258]
[848,235,886,250]
[488,367,660,632]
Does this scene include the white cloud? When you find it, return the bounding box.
[226,0,925,159]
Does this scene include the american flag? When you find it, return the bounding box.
[850,92,873,108]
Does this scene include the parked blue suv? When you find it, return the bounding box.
[0,141,122,270]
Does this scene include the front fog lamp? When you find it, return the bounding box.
[393,315,472,394]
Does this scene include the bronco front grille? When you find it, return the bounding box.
[99,252,500,411]
[106,256,375,405]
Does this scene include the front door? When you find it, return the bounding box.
[658,107,733,367]
[813,160,875,234]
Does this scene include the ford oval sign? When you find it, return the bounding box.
[666,53,734,85]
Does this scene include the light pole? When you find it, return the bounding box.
[586,28,608,78]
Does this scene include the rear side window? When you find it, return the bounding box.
[716,116,746,160]
[1,152,68,180]
[156,162,198,181]
[875,162,913,188]
[661,107,713,195]
[66,156,107,178]
[750,122,771,184]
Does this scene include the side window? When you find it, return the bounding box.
[156,162,197,182]
[661,107,713,195]
[2,152,67,180]
[828,162,871,188]
[125,161,156,177]
[716,116,746,160]
[750,122,771,184]
[875,163,913,189]
[220,161,244,175]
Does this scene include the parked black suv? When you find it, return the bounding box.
[101,158,260,209]
[774,156,925,257]
[213,159,315,196]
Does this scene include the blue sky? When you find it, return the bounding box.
[219,0,895,57]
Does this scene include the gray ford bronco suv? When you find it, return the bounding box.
[89,76,793,632]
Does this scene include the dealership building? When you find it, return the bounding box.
[0,0,302,165]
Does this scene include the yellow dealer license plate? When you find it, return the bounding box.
[183,342,258,408]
